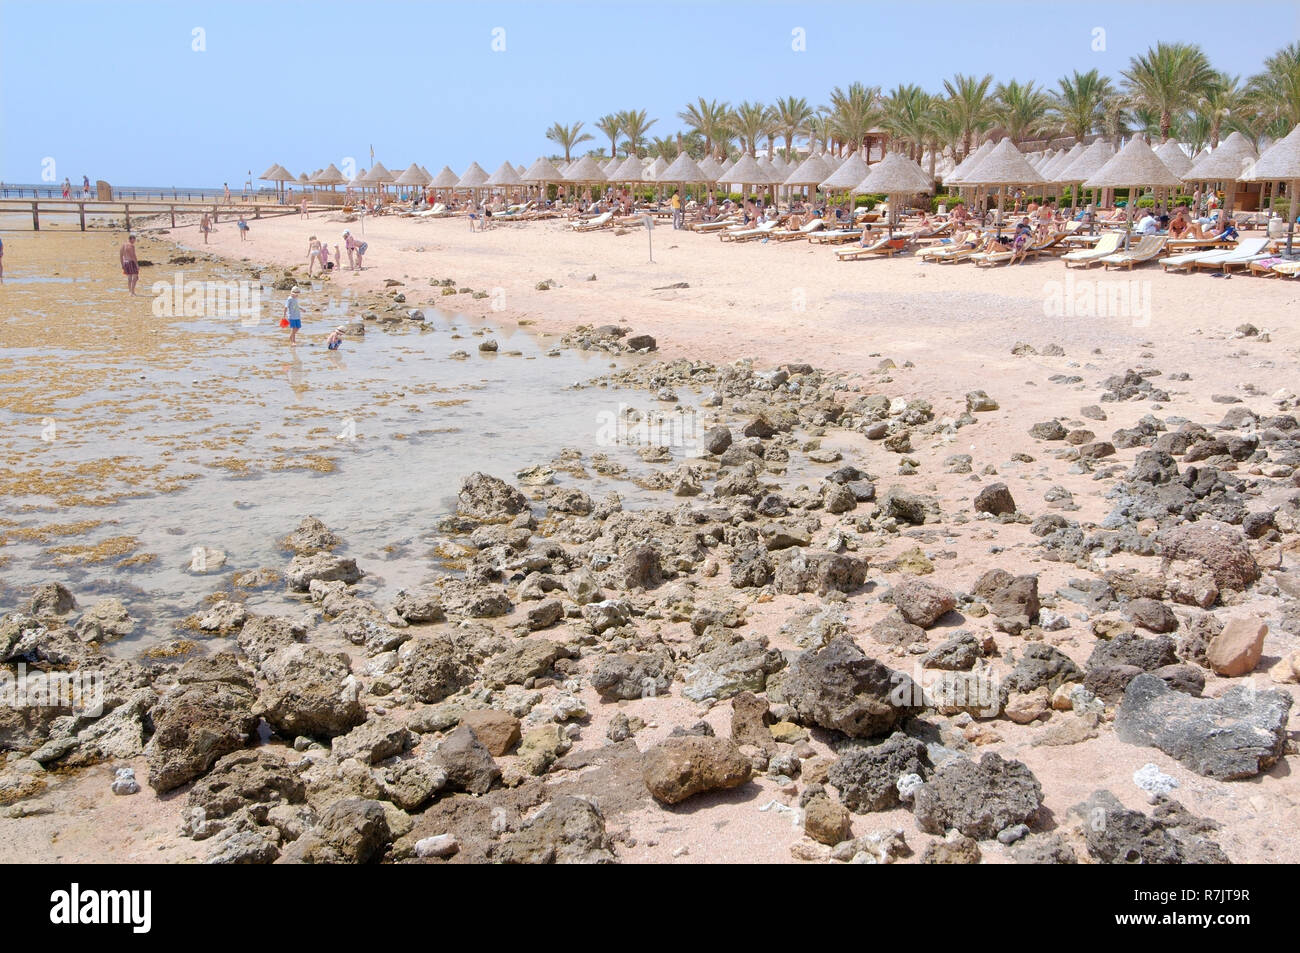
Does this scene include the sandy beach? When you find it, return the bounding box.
[0,209,1295,867]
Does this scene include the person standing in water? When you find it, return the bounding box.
[283,286,303,345]
[119,234,140,295]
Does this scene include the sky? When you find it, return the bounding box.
[1,0,1296,186]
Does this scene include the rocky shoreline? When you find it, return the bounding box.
[3,317,1298,862]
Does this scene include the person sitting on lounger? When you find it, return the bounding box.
[1009,222,1034,264]
[1136,211,1160,236]
[1169,208,1192,239]
[856,223,877,247]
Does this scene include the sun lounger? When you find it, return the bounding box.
[835,234,908,260]
[808,228,862,244]
[1062,232,1122,268]
[413,203,449,218]
[770,219,825,241]
[690,216,738,232]
[1099,235,1167,270]
[920,242,979,263]
[1192,237,1272,272]
[570,211,614,232]
[719,220,780,242]
[1160,237,1268,272]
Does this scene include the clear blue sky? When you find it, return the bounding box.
[1,0,1295,186]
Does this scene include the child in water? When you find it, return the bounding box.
[325,326,345,350]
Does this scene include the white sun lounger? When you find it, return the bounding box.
[570,211,614,232]
[1160,237,1268,272]
[1062,232,1121,267]
[1099,235,1167,270]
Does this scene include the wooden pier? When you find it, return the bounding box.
[0,198,319,232]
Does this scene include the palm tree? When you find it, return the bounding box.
[881,84,933,161]
[545,121,593,163]
[924,101,964,179]
[678,97,731,158]
[772,95,814,157]
[648,136,680,161]
[1051,69,1114,143]
[1121,42,1217,141]
[1099,93,1134,146]
[994,79,1049,146]
[595,114,622,158]
[805,112,833,153]
[1246,42,1300,136]
[731,101,771,155]
[1196,73,1242,147]
[942,73,995,159]
[826,82,881,155]
[618,109,657,158]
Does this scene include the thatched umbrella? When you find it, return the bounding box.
[784,152,831,206]
[959,139,1044,225]
[1155,141,1192,178]
[1184,131,1259,216]
[660,153,707,200]
[485,160,524,203]
[1084,136,1181,249]
[697,155,723,183]
[1055,138,1114,210]
[562,155,608,204]
[818,151,872,219]
[455,161,490,207]
[1243,122,1300,255]
[854,151,933,237]
[943,139,993,187]
[313,163,347,195]
[394,163,430,203]
[521,156,563,202]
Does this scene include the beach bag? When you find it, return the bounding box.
[279,317,289,328]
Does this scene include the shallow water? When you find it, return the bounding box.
[0,231,709,651]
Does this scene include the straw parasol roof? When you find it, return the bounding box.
[770,154,790,174]
[753,156,780,185]
[1041,143,1083,180]
[646,157,669,181]
[485,161,523,186]
[819,152,872,191]
[696,156,722,182]
[363,161,395,185]
[716,158,735,180]
[961,139,1045,186]
[611,154,648,182]
[430,165,460,188]
[456,162,490,188]
[1243,123,1300,181]
[1055,138,1114,183]
[784,152,831,186]
[1184,131,1258,182]
[660,153,707,184]
[725,154,769,187]
[521,157,563,183]
[854,151,933,194]
[259,164,282,181]
[601,157,620,175]
[1084,136,1181,189]
[563,155,608,182]
[314,163,348,186]
[943,140,994,185]
[394,163,430,186]
[515,164,527,177]
[1155,141,1192,177]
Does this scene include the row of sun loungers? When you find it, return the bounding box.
[1159,237,1272,272]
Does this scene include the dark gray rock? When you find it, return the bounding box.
[829,732,929,813]
[781,637,920,738]
[913,753,1044,840]
[1115,674,1292,779]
